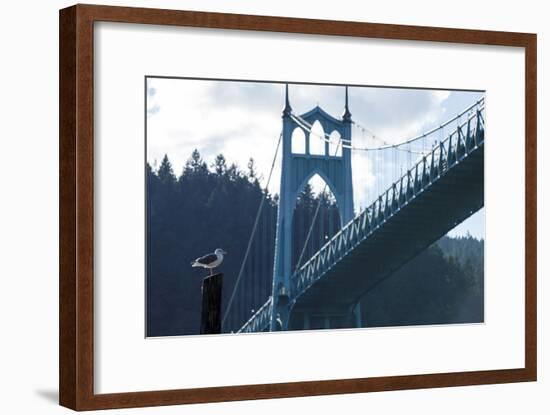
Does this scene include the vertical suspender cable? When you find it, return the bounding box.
[222,132,283,329]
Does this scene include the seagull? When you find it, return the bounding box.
[191,248,227,275]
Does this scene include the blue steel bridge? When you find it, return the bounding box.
[221,86,485,334]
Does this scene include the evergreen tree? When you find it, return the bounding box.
[297,183,315,210]
[184,149,208,175]
[247,157,256,179]
[226,163,240,181]
[213,154,227,176]
[157,154,176,185]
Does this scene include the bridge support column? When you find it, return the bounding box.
[353,302,362,328]
[272,284,290,331]
[303,313,310,330]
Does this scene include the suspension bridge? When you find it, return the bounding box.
[221,85,485,334]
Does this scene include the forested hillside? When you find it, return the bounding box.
[147,151,484,336]
[147,150,275,336]
[360,235,484,327]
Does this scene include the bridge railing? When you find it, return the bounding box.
[378,106,485,218]
[237,296,273,333]
[290,105,485,300]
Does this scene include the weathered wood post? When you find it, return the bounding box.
[200,273,223,334]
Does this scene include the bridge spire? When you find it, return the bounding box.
[343,85,352,121]
[283,83,292,117]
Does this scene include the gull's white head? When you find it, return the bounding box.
[215,248,227,256]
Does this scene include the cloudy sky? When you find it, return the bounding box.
[146,78,484,239]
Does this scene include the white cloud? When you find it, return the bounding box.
[146,78,483,236]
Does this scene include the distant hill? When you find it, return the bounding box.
[360,235,484,327]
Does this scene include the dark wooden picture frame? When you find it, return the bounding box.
[59,4,537,411]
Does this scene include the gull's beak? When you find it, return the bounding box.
[223,250,228,255]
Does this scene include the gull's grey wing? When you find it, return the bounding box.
[196,253,218,265]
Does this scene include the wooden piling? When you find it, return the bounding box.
[200,273,223,334]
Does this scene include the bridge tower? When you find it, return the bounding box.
[271,85,354,331]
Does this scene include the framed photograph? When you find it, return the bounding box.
[59,4,537,410]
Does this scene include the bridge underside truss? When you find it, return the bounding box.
[291,145,483,323]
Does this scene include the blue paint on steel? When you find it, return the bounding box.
[270,85,354,331]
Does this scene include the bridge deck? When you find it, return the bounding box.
[291,142,483,317]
